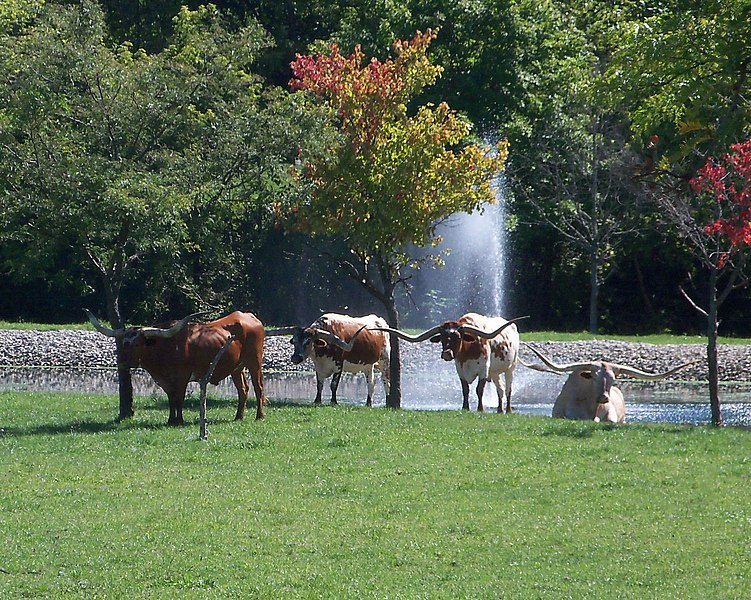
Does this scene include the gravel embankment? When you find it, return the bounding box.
[2,329,751,382]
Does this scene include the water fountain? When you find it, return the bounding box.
[404,175,510,326]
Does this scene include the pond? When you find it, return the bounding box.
[2,365,750,427]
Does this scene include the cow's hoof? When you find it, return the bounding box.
[330,400,338,405]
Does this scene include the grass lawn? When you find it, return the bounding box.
[1,391,749,598]
[3,320,751,345]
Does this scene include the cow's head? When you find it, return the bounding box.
[289,324,367,364]
[372,316,525,362]
[84,309,200,368]
[427,321,475,362]
[290,327,313,364]
[578,363,617,404]
[523,344,699,403]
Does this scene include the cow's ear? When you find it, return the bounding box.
[314,339,327,348]
[579,371,593,379]
[429,334,441,343]
[461,333,477,343]
[145,337,157,347]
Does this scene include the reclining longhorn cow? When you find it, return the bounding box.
[270,313,390,406]
[373,313,526,412]
[85,309,266,425]
[523,344,696,423]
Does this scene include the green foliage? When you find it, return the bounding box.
[1,392,750,597]
[604,0,751,171]
[0,2,327,321]
[289,30,507,292]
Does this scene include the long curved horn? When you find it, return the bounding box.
[83,308,123,338]
[524,343,593,372]
[458,315,530,339]
[140,312,207,338]
[265,326,299,336]
[311,325,367,352]
[368,324,444,343]
[613,360,699,380]
[517,355,560,374]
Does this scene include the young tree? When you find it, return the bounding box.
[681,138,751,426]
[288,30,507,408]
[603,1,751,424]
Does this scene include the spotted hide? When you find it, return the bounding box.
[290,313,390,406]
[376,313,524,412]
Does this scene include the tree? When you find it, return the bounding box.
[603,1,751,423]
[679,138,751,426]
[0,3,317,419]
[287,30,507,408]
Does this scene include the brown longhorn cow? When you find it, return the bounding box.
[374,313,526,412]
[85,310,266,425]
[271,313,389,406]
[524,344,696,423]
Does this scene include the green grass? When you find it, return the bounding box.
[523,330,751,345]
[0,321,93,331]
[3,320,751,345]
[1,391,749,598]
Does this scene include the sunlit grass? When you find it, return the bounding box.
[2,320,750,345]
[1,391,749,598]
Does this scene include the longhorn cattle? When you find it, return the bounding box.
[524,344,696,423]
[85,310,266,425]
[377,313,525,412]
[278,314,390,406]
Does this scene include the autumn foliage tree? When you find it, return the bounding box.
[684,137,751,426]
[288,30,507,408]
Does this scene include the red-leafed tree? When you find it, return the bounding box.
[683,137,751,425]
[287,30,507,408]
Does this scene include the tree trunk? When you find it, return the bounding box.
[707,268,723,426]
[589,249,599,334]
[384,299,402,409]
[104,279,134,420]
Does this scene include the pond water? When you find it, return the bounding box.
[2,365,750,427]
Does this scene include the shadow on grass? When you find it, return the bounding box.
[2,393,265,438]
[540,419,708,438]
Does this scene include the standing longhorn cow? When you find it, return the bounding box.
[524,344,696,423]
[375,313,526,412]
[273,314,390,406]
[85,310,266,425]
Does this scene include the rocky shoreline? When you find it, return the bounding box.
[2,328,751,383]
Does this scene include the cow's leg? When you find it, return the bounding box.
[475,378,488,412]
[314,373,325,405]
[365,366,376,407]
[461,379,471,410]
[330,363,343,405]
[504,369,514,414]
[168,388,187,426]
[231,370,250,421]
[490,373,506,414]
[245,351,266,420]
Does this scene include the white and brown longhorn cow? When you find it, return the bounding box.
[524,344,696,423]
[275,314,390,406]
[376,313,526,412]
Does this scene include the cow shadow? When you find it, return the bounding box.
[2,392,259,438]
[541,420,703,438]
